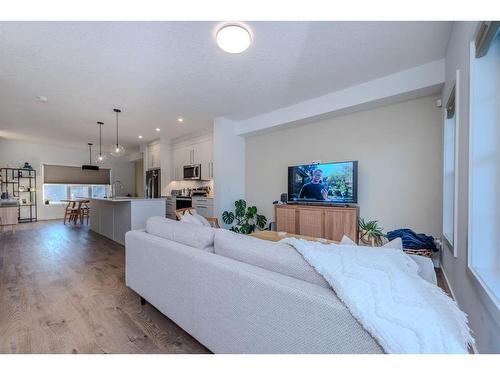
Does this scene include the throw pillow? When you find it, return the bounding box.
[193,213,212,227]
[340,235,357,246]
[382,237,403,250]
[180,211,202,226]
[340,234,402,250]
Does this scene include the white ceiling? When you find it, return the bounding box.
[0,21,452,151]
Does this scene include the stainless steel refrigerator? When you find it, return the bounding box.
[145,168,161,198]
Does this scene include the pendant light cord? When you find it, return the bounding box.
[112,108,122,153]
[99,123,102,154]
[97,121,104,156]
[115,111,119,147]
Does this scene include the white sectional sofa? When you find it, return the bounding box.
[125,217,435,354]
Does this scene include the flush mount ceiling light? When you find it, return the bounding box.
[138,135,143,139]
[110,108,125,157]
[155,128,161,132]
[177,117,184,123]
[216,24,252,54]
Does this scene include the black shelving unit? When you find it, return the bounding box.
[0,168,38,223]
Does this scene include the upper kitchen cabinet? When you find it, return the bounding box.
[170,135,213,181]
[148,142,161,170]
[171,145,190,180]
[196,140,213,180]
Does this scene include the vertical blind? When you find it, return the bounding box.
[43,164,111,185]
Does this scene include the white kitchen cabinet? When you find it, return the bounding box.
[170,137,213,181]
[192,197,213,217]
[196,140,213,180]
[171,145,190,180]
[148,143,161,169]
[171,149,180,180]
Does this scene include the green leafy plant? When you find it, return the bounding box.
[358,218,386,246]
[222,199,267,234]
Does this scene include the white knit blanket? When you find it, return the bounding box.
[281,238,474,354]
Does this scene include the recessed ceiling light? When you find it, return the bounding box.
[177,117,184,123]
[216,24,252,54]
[36,95,48,103]
[138,135,143,139]
[155,128,161,132]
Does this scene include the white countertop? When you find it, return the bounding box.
[0,199,19,207]
[89,197,167,202]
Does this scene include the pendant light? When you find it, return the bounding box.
[82,143,99,171]
[95,121,107,164]
[110,108,125,157]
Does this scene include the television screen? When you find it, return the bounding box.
[288,161,358,204]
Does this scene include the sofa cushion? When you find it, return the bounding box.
[214,229,330,289]
[146,216,215,252]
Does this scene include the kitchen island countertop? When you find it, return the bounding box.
[90,197,167,202]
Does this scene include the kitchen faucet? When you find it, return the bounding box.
[111,180,123,198]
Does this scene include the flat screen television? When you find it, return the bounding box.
[288,161,358,204]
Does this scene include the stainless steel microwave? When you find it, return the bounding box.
[183,164,201,180]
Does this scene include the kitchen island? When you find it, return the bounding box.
[89,197,166,245]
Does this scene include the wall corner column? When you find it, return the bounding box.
[213,117,246,223]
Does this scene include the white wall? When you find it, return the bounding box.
[245,95,443,237]
[236,60,445,136]
[213,118,245,221]
[0,138,136,220]
[440,21,500,353]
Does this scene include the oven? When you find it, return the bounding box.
[175,196,192,210]
[183,164,201,180]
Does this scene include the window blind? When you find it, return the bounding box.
[446,85,455,119]
[43,164,111,185]
[475,21,500,58]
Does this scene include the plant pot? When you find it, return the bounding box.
[359,231,377,247]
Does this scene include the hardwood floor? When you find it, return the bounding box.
[0,220,210,354]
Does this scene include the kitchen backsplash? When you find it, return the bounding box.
[164,180,214,196]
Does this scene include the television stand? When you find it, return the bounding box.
[275,204,359,243]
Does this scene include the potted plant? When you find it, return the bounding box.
[222,199,267,234]
[358,218,386,246]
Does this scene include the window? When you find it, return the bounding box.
[469,24,500,308]
[43,184,109,203]
[69,185,89,200]
[91,185,106,198]
[42,164,111,204]
[443,79,458,253]
[43,184,68,203]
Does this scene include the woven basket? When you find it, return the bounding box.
[403,248,434,258]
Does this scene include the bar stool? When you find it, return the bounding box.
[80,200,90,225]
[63,201,79,225]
